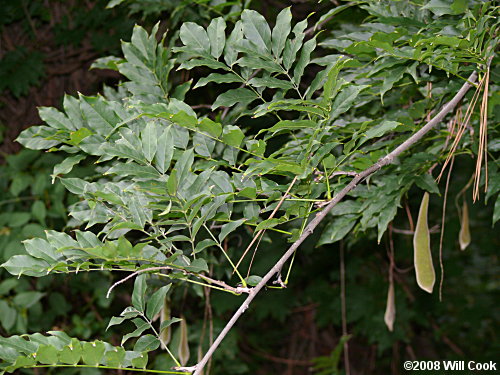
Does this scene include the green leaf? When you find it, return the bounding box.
[131,352,148,368]
[105,346,126,367]
[59,340,82,365]
[248,77,293,90]
[128,197,149,228]
[422,0,455,16]
[160,317,182,332]
[38,106,74,130]
[413,192,435,294]
[2,255,49,277]
[194,132,215,157]
[79,95,118,136]
[224,21,243,66]
[194,73,241,89]
[293,37,316,85]
[377,202,399,243]
[283,18,307,71]
[313,3,353,32]
[241,10,272,54]
[414,174,440,195]
[219,219,246,242]
[141,121,158,163]
[246,275,262,286]
[146,285,171,320]
[0,300,16,331]
[173,148,194,187]
[361,121,401,144]
[0,279,18,296]
[106,162,160,180]
[10,174,31,197]
[155,127,174,174]
[16,126,60,150]
[193,239,217,254]
[106,0,125,8]
[167,169,178,196]
[319,58,351,107]
[8,212,31,228]
[51,155,86,182]
[132,274,147,312]
[493,195,500,225]
[185,258,209,273]
[272,7,292,58]
[256,218,282,231]
[82,341,106,366]
[180,22,210,54]
[107,316,127,330]
[0,335,38,354]
[207,17,226,59]
[24,237,58,263]
[222,125,245,147]
[318,215,357,246]
[236,56,283,73]
[212,88,258,110]
[60,177,88,194]
[13,291,44,309]
[329,84,369,121]
[134,335,160,352]
[259,119,315,136]
[198,118,222,138]
[36,345,58,365]
[122,321,150,345]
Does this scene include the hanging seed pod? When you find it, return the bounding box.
[178,316,190,366]
[459,200,471,250]
[384,281,395,332]
[413,192,436,293]
[160,298,171,349]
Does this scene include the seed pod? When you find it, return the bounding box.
[459,200,471,250]
[160,298,171,349]
[413,192,435,293]
[178,316,190,366]
[384,281,395,332]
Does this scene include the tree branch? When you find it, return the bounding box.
[106,266,249,298]
[190,71,477,375]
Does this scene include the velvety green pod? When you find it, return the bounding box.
[459,200,471,251]
[178,316,190,366]
[413,192,435,293]
[160,298,171,349]
[384,281,395,332]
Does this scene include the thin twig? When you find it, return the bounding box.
[304,2,354,36]
[329,171,358,178]
[439,156,455,301]
[391,224,440,235]
[233,176,298,273]
[339,241,350,375]
[191,72,477,375]
[106,267,249,298]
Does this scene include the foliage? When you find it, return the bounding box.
[1,0,499,374]
[106,0,247,25]
[0,0,134,98]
